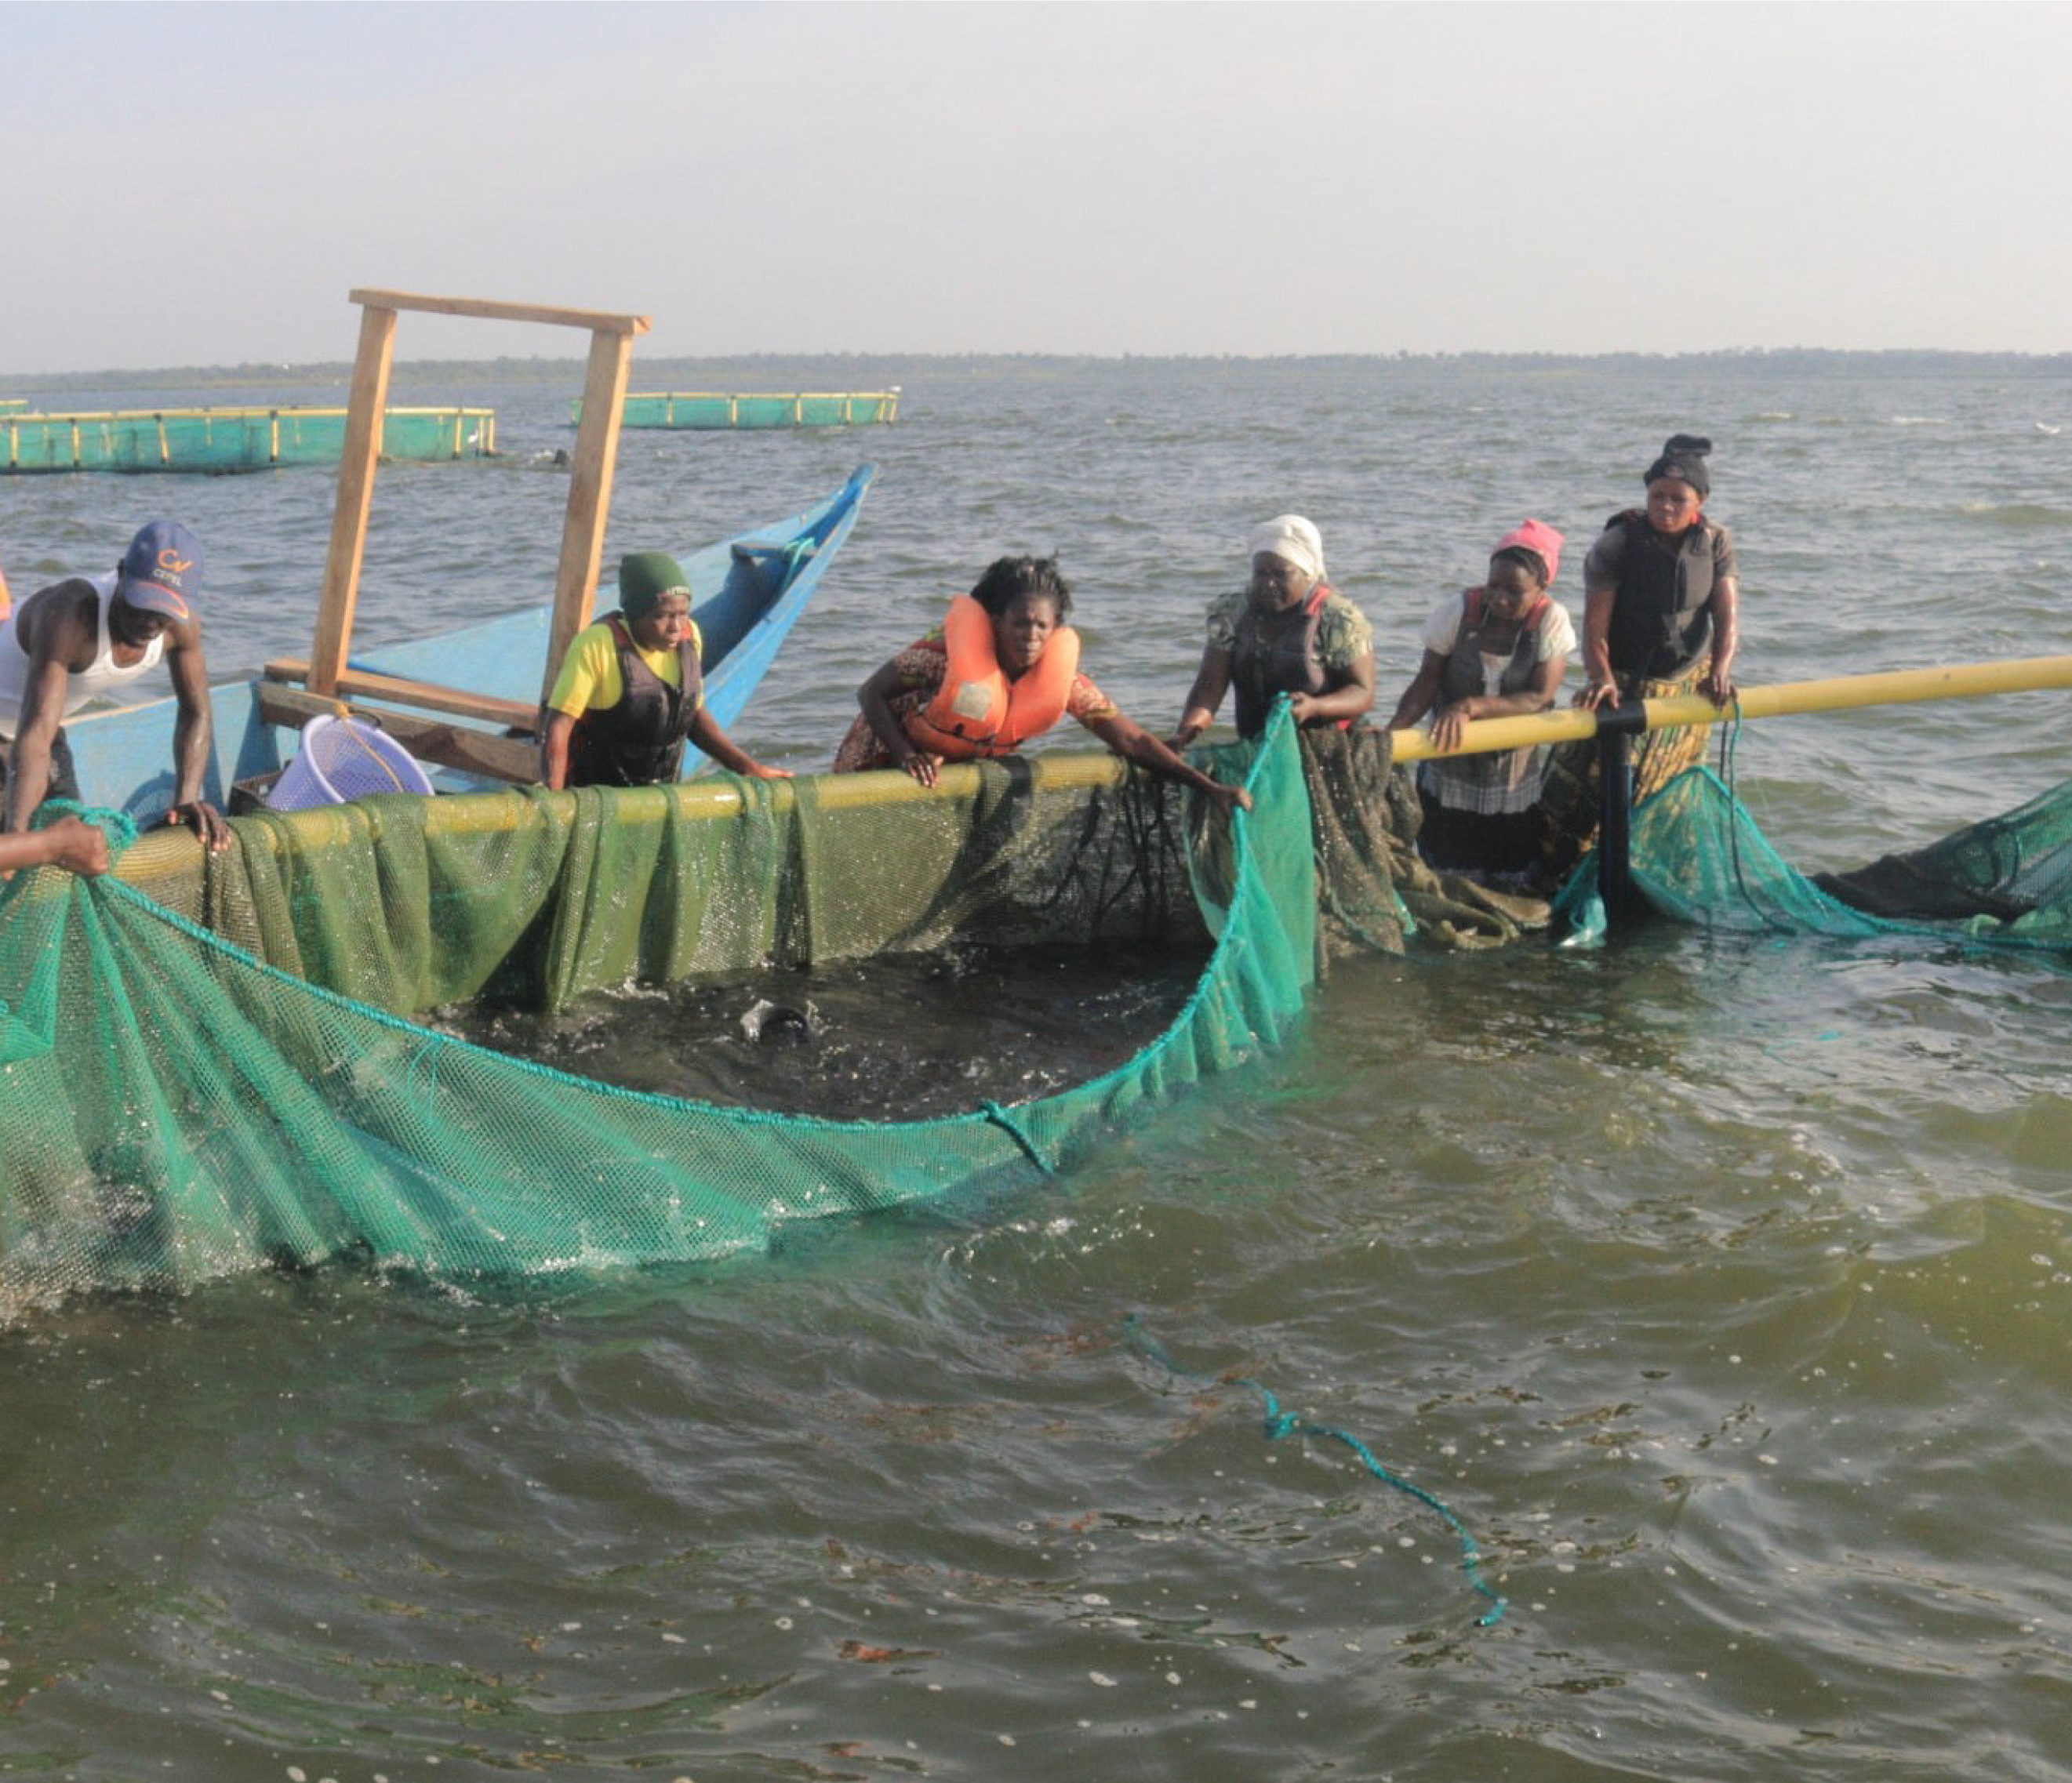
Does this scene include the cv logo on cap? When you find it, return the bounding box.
[118,519,204,620]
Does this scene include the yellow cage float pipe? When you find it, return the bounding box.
[1387,655,2072,763]
[107,655,2072,895]
[111,750,1135,891]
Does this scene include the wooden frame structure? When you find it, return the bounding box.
[260,289,650,782]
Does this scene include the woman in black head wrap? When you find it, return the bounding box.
[1536,434,1743,887]
[1576,433,1739,711]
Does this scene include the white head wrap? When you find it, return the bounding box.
[1246,514,1325,584]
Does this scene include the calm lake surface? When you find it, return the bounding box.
[3,355,2070,1780]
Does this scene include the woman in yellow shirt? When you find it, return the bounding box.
[540,551,788,790]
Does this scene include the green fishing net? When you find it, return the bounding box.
[13,695,2070,1316]
[1555,764,2072,951]
[1,710,1314,1314]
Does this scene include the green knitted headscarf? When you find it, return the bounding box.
[618,551,691,619]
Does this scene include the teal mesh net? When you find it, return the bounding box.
[2,408,492,473]
[1555,763,2072,953]
[1,710,1312,1315]
[11,696,2072,1319]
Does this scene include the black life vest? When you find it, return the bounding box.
[1439,586,1552,705]
[1601,510,1721,681]
[1231,581,1336,738]
[566,612,704,787]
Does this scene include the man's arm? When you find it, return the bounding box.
[0,815,110,879]
[2,583,96,833]
[162,620,227,849]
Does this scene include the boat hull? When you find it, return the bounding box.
[57,464,874,821]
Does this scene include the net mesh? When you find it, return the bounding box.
[1,710,1313,1314]
[11,698,2072,1317]
[1203,728,1550,965]
[1555,761,2072,952]
[1,408,493,473]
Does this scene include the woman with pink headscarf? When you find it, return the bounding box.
[1384,519,1573,883]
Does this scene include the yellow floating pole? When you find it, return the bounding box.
[1387,655,2072,764]
[111,657,2072,894]
[111,753,1138,892]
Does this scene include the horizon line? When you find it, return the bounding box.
[9,344,2072,387]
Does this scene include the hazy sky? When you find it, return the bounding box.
[5,1,2066,372]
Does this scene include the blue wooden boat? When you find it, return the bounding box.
[45,289,873,821]
[62,463,874,820]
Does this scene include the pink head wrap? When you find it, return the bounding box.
[1493,518,1562,587]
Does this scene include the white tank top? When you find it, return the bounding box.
[0,572,168,740]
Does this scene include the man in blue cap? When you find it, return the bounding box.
[0,519,227,849]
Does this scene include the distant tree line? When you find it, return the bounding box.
[6,347,2070,393]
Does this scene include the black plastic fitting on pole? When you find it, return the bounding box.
[1594,701,1647,933]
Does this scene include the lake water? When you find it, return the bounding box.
[3,354,2070,1780]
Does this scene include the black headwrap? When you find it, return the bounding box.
[1643,434,1712,499]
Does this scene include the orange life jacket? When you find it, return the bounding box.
[903,594,1081,759]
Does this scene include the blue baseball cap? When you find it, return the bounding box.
[117,519,203,621]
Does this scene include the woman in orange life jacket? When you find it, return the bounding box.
[832,555,1251,815]
[1384,519,1574,882]
[540,551,789,791]
[1168,515,1375,746]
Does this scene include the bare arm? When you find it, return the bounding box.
[1700,578,1739,705]
[1577,584,1619,709]
[1385,649,1449,734]
[4,655,74,833]
[0,815,110,880]
[540,710,576,790]
[856,655,940,786]
[1429,653,1567,753]
[687,705,789,779]
[1289,649,1375,728]
[1083,709,1251,813]
[1169,644,1234,748]
[2,585,95,833]
[163,620,227,850]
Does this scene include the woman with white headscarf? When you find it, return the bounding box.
[1169,514,1375,745]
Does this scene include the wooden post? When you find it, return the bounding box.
[299,289,649,727]
[541,326,638,710]
[309,300,398,694]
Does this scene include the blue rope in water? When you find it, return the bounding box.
[1122,1315,1507,1627]
[1714,701,1793,931]
[980,1099,1053,1176]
